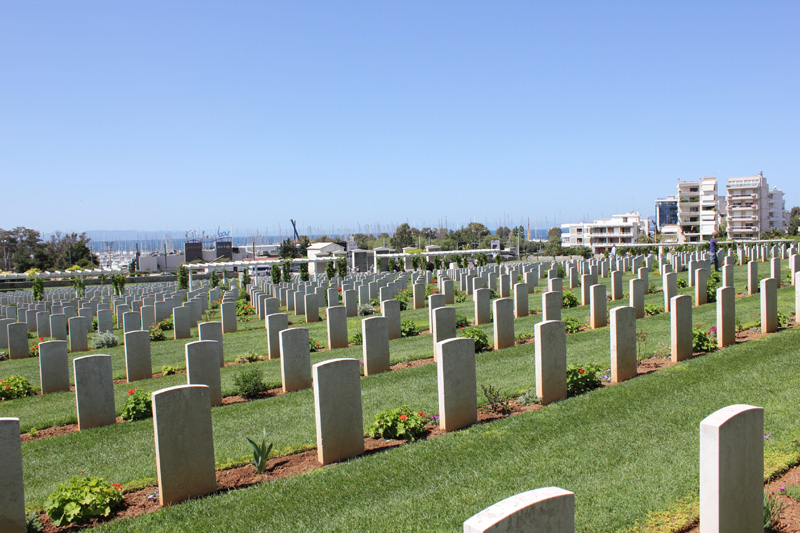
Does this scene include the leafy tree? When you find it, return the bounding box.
[210,269,220,288]
[325,260,336,280]
[112,273,126,296]
[177,265,189,290]
[299,262,309,281]
[351,233,373,249]
[279,239,299,259]
[270,264,281,284]
[337,257,348,277]
[281,260,292,283]
[390,223,414,250]
[544,227,563,256]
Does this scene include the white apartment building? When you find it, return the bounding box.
[725,173,787,240]
[676,177,725,243]
[561,212,650,254]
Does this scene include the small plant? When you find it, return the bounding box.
[349,332,363,345]
[563,316,583,334]
[481,384,512,415]
[400,320,420,337]
[455,314,470,328]
[26,510,43,532]
[271,264,282,284]
[91,331,119,349]
[515,332,535,344]
[236,299,256,317]
[736,318,745,333]
[635,329,649,356]
[692,325,716,353]
[517,389,541,405]
[309,337,323,352]
[0,375,35,400]
[121,389,152,421]
[562,290,579,308]
[368,406,430,441]
[43,476,124,526]
[245,429,274,474]
[644,304,663,316]
[454,289,468,303]
[149,325,166,342]
[764,491,786,531]
[566,363,603,396]
[460,327,491,353]
[777,310,790,329]
[235,351,261,363]
[233,367,268,398]
[157,316,174,331]
[357,303,376,316]
[161,365,180,376]
[778,484,800,500]
[676,277,688,288]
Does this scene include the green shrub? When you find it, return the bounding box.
[515,332,535,343]
[0,375,34,401]
[349,332,363,345]
[454,289,468,303]
[563,316,583,334]
[676,277,688,288]
[562,290,579,308]
[692,325,716,353]
[235,351,261,363]
[157,316,174,331]
[777,310,791,329]
[161,365,180,376]
[236,299,256,317]
[44,476,124,526]
[309,337,323,352]
[367,406,430,441]
[91,331,119,349]
[644,304,663,316]
[400,320,420,337]
[120,389,152,421]
[149,325,166,342]
[455,314,470,328]
[517,389,541,405]
[481,384,512,415]
[566,363,603,396]
[233,367,268,398]
[358,304,376,316]
[460,327,491,353]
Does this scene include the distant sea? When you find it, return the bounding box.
[49,229,553,253]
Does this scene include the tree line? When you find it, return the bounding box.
[0,227,98,273]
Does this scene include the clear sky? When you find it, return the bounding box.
[2,1,798,238]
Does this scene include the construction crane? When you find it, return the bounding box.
[290,219,300,243]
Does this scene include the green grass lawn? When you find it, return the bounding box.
[0,261,797,531]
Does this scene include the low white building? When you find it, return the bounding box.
[306,242,345,275]
[561,212,650,254]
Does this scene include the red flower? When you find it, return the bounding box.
[112,483,122,489]
[4,386,9,389]
[39,337,44,341]
[418,413,426,417]
[578,368,585,374]
[128,389,135,395]
[399,414,408,420]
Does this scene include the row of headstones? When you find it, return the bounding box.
[0,335,473,530]
[0,283,233,356]
[462,403,765,532]
[10,320,226,403]
[0,280,182,307]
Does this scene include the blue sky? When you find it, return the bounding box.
[1,1,798,238]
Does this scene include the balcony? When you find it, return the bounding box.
[729,193,758,200]
[728,204,755,211]
[729,214,759,222]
